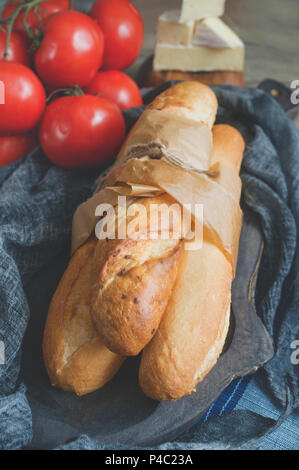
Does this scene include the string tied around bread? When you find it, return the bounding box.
[95,142,219,193]
[95,109,218,193]
[124,142,220,178]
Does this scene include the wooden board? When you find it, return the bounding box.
[137,55,246,88]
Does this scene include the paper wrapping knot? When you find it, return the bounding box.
[72,110,242,274]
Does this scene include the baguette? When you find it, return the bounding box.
[90,82,218,356]
[43,81,217,393]
[42,237,125,396]
[139,124,245,401]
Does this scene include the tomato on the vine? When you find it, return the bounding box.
[34,10,104,88]
[0,62,46,135]
[0,28,30,65]
[84,70,143,110]
[90,0,144,70]
[39,93,126,168]
[1,0,71,40]
[0,132,38,167]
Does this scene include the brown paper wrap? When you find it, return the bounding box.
[71,110,242,275]
[115,110,212,171]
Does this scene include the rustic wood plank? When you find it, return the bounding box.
[137,55,245,88]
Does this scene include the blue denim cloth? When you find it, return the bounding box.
[0,83,298,450]
[57,374,299,450]
[236,374,299,450]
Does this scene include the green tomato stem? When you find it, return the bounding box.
[3,8,20,60]
[2,0,51,60]
[46,85,85,104]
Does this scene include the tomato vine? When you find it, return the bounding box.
[0,0,73,59]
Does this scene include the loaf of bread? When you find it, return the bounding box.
[42,237,125,396]
[139,124,245,400]
[43,81,244,400]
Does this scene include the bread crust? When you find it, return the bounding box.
[91,194,184,356]
[92,244,183,356]
[42,237,124,396]
[147,81,218,129]
[138,124,245,401]
[139,243,232,400]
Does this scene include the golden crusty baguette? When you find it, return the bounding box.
[139,124,245,401]
[42,237,125,396]
[90,82,218,356]
[43,81,218,394]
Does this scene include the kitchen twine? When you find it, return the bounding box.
[94,141,219,194]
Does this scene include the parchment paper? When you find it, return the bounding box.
[71,110,242,274]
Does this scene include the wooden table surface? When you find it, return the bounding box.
[128,0,299,88]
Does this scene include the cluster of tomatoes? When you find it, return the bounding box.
[0,0,144,168]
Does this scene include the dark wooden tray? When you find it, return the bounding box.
[22,208,273,449]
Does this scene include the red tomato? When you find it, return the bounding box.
[35,10,104,88]
[84,70,143,110]
[90,0,144,70]
[1,0,71,40]
[0,62,46,135]
[39,94,126,168]
[0,28,30,65]
[0,132,38,166]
